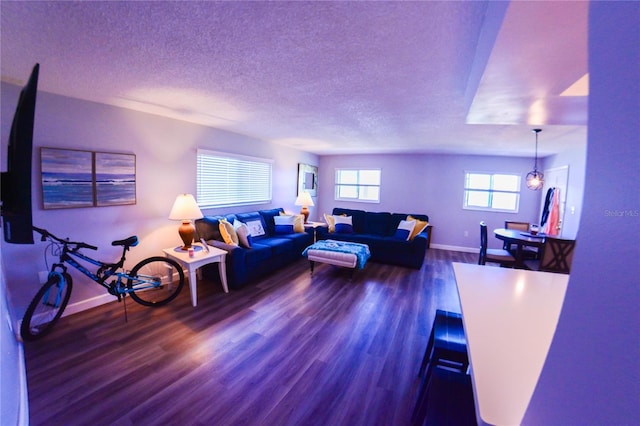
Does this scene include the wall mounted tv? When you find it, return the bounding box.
[1,63,39,244]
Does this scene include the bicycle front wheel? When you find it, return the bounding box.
[128,256,184,306]
[21,273,73,341]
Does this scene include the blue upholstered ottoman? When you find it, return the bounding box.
[302,239,371,278]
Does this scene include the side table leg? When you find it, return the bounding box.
[218,255,229,293]
[188,267,198,307]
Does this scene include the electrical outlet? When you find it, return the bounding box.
[464,230,469,237]
[38,271,49,284]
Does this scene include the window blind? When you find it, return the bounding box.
[197,149,272,208]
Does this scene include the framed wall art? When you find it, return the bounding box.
[95,152,136,207]
[41,147,136,209]
[297,163,318,197]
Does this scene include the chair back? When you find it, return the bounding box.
[539,237,577,274]
[505,221,530,231]
[478,222,488,265]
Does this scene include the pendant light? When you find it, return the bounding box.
[526,128,544,190]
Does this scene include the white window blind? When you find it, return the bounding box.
[335,168,381,203]
[463,172,521,213]
[197,149,272,208]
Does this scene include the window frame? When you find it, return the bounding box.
[334,168,381,203]
[196,149,273,209]
[463,171,521,213]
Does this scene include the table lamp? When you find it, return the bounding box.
[295,191,314,223]
[169,193,203,250]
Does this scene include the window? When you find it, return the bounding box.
[197,149,272,208]
[335,169,381,202]
[463,172,520,212]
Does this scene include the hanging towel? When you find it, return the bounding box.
[545,188,561,236]
[540,187,554,229]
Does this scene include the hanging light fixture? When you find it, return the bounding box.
[526,128,544,190]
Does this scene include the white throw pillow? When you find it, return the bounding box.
[394,219,416,241]
[233,220,252,248]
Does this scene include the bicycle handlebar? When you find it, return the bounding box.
[32,226,98,251]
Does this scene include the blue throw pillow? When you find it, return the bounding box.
[393,220,416,241]
[274,215,295,234]
[334,215,354,234]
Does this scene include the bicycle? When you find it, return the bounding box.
[21,226,185,341]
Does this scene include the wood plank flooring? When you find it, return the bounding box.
[23,249,476,426]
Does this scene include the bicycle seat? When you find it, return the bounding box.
[112,236,139,248]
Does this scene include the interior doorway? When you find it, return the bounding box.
[539,165,569,236]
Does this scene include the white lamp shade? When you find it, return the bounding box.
[295,191,315,207]
[169,194,203,220]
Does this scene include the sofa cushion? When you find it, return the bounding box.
[233,220,252,248]
[292,214,305,233]
[243,243,272,264]
[324,213,336,232]
[280,231,314,252]
[364,212,392,236]
[333,208,366,233]
[407,215,429,240]
[236,212,267,238]
[256,237,295,257]
[393,219,416,241]
[259,208,285,235]
[219,218,239,245]
[334,215,354,234]
[274,215,295,234]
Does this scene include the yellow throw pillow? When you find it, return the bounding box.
[280,212,305,233]
[219,218,238,246]
[324,213,336,232]
[407,215,429,240]
[293,214,305,233]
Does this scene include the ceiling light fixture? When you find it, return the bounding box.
[526,129,544,190]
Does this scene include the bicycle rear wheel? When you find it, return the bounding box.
[21,273,73,341]
[128,256,184,306]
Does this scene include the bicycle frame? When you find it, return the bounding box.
[57,249,119,290]
[50,240,164,298]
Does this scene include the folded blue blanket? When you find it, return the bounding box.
[302,239,371,269]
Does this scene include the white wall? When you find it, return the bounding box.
[0,257,29,425]
[524,2,640,423]
[1,83,317,319]
[319,153,551,251]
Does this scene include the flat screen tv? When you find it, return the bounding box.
[1,63,39,244]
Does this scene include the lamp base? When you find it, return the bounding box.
[300,206,310,224]
[178,220,195,250]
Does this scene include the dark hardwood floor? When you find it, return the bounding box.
[23,249,476,425]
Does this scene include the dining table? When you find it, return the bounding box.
[493,228,546,268]
[453,262,570,426]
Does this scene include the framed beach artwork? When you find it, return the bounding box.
[95,152,136,207]
[40,148,136,209]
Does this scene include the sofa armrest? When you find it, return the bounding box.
[411,231,429,251]
[421,224,433,248]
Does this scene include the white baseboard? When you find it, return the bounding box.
[430,243,479,253]
[61,293,115,318]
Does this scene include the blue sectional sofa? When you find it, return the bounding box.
[316,208,431,269]
[195,208,314,289]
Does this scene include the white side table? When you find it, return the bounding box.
[162,243,228,307]
[304,221,328,242]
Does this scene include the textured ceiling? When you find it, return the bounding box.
[0,1,588,157]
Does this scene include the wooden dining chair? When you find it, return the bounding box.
[504,221,538,259]
[479,222,516,267]
[525,237,576,274]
